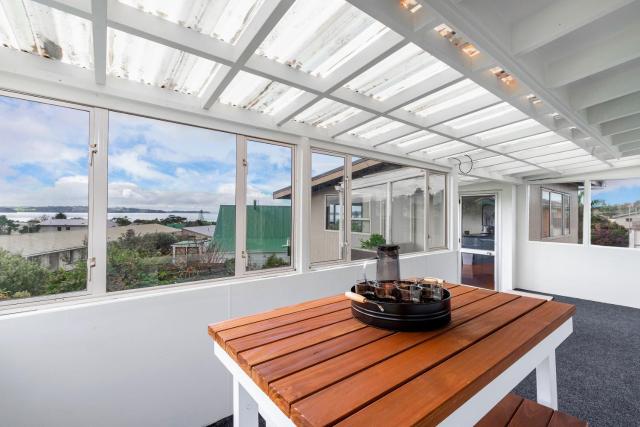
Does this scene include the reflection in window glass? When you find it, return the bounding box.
[107,112,236,291]
[591,179,640,248]
[310,152,344,264]
[550,192,563,237]
[0,95,90,301]
[529,183,581,243]
[246,140,293,270]
[392,176,425,253]
[429,174,446,249]
[351,183,386,259]
[542,191,550,238]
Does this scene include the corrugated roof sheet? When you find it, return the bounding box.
[107,28,222,96]
[117,0,266,45]
[343,43,449,101]
[218,70,305,115]
[256,0,389,78]
[0,0,93,69]
[402,79,496,117]
[212,205,291,253]
[294,98,362,128]
[349,117,405,139]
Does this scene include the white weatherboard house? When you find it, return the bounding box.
[1,1,639,426]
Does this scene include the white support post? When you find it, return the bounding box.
[233,377,259,427]
[536,352,558,410]
[584,179,591,247]
[296,138,311,272]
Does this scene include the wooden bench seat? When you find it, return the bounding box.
[476,393,588,427]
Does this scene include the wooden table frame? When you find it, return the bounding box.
[214,313,573,427]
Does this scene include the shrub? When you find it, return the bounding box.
[360,233,386,249]
[0,249,49,296]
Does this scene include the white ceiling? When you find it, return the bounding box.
[0,0,639,183]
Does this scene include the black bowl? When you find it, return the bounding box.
[349,285,451,331]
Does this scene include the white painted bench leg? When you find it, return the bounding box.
[536,352,558,410]
[233,377,259,427]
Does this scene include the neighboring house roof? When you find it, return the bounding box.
[0,224,180,257]
[213,205,291,253]
[182,225,216,237]
[273,158,402,199]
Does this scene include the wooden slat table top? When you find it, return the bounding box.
[209,284,575,427]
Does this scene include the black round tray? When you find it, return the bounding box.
[349,286,451,331]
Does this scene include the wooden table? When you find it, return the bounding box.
[209,285,575,427]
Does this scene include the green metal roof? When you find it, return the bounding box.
[212,205,291,253]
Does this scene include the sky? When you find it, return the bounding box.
[592,178,640,206]
[0,95,293,220]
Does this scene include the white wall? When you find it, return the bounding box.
[515,182,640,309]
[0,251,457,427]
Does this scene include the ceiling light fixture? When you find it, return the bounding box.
[434,24,480,58]
[526,93,542,105]
[400,0,423,13]
[490,67,515,85]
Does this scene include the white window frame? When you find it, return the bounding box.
[541,187,571,239]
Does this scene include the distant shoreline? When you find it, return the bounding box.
[0,207,210,214]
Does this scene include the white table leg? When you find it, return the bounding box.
[536,352,558,410]
[234,376,258,427]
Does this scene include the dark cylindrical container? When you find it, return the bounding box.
[376,244,400,282]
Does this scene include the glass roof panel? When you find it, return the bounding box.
[343,44,450,101]
[117,0,265,45]
[348,117,405,139]
[294,98,362,128]
[107,28,221,96]
[0,0,93,69]
[403,79,492,116]
[422,141,470,157]
[472,118,542,140]
[256,0,389,78]
[442,102,518,130]
[219,71,305,115]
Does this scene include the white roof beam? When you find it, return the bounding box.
[601,113,640,136]
[612,129,640,145]
[31,0,91,19]
[275,33,408,126]
[91,0,107,85]
[414,0,619,161]
[587,91,640,124]
[511,0,635,55]
[545,23,640,88]
[329,113,378,139]
[568,61,640,110]
[201,0,296,109]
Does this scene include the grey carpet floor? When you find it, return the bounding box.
[209,293,640,427]
[513,291,640,427]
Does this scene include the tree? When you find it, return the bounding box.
[54,212,67,219]
[0,215,18,235]
[113,216,132,226]
[0,249,49,296]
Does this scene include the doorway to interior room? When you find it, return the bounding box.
[459,194,497,290]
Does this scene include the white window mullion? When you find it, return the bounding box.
[584,180,591,247]
[235,135,248,276]
[296,139,310,272]
[87,108,109,295]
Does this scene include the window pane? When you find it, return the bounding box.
[391,176,425,253]
[0,95,89,300]
[107,112,235,291]
[541,190,550,238]
[310,152,345,264]
[529,183,581,243]
[550,192,563,237]
[563,194,570,235]
[460,195,495,252]
[351,183,385,260]
[246,140,293,270]
[428,173,446,249]
[591,179,640,248]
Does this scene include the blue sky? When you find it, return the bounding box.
[0,95,293,217]
[592,179,640,205]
